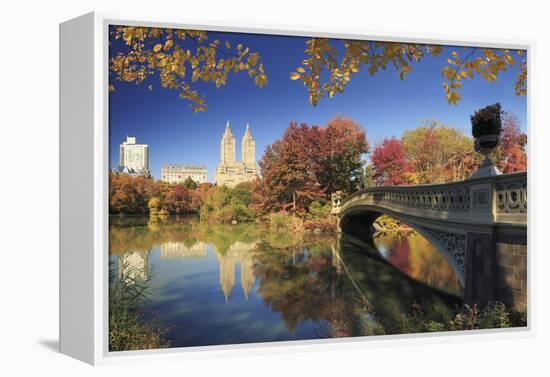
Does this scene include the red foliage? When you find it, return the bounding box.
[500,146,527,173]
[498,113,527,173]
[109,173,158,214]
[258,117,369,213]
[316,117,370,194]
[189,183,213,212]
[109,172,211,215]
[163,184,192,214]
[259,122,326,213]
[371,137,411,186]
[387,238,411,274]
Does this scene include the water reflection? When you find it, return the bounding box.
[109,216,463,347]
[117,251,149,283]
[374,232,463,296]
[217,242,257,301]
[160,241,207,259]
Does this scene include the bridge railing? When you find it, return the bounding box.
[494,172,528,224]
[334,171,526,226]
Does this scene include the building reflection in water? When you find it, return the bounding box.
[216,241,257,301]
[118,251,149,283]
[160,241,208,259]
[156,240,257,302]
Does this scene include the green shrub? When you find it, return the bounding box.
[374,214,401,231]
[200,185,255,224]
[308,201,332,219]
[381,301,522,336]
[109,262,169,351]
[477,302,511,329]
[509,309,527,327]
[303,218,336,233]
[267,211,302,232]
[182,177,198,190]
[424,320,446,332]
[360,318,386,336]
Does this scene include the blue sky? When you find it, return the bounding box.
[109,29,527,181]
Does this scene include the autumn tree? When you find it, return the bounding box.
[290,40,527,106]
[109,173,158,214]
[189,183,213,212]
[401,121,477,183]
[494,113,527,173]
[259,123,325,213]
[182,177,198,190]
[258,117,369,213]
[362,164,375,188]
[109,26,267,112]
[109,173,214,215]
[370,137,411,186]
[315,117,370,194]
[199,185,254,224]
[148,197,162,215]
[163,184,192,214]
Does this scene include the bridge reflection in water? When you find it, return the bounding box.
[109,216,466,347]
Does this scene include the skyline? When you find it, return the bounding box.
[109,29,528,181]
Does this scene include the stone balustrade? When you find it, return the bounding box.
[333,171,527,227]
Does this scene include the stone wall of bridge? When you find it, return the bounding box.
[463,231,527,311]
[495,234,527,311]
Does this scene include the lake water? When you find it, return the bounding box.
[109,216,463,348]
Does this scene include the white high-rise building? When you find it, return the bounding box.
[119,136,149,175]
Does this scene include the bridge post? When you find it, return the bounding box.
[464,232,497,307]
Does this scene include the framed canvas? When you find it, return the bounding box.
[59,11,532,365]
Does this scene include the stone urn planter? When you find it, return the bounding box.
[470,103,503,178]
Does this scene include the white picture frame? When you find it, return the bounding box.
[59,11,534,365]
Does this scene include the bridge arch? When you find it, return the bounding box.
[339,206,466,286]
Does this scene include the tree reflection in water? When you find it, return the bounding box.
[253,234,462,338]
[109,215,463,346]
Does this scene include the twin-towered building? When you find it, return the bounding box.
[215,121,259,187]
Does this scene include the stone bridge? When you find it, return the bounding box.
[332,172,527,310]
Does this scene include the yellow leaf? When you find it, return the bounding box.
[290,72,301,80]
[225,41,231,49]
[247,54,258,67]
[153,44,162,53]
[164,40,173,50]
[296,67,305,73]
[441,66,455,80]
